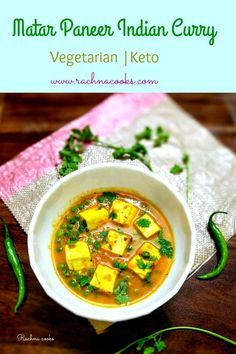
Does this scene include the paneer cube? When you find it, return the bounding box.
[135,213,161,238]
[65,241,93,272]
[80,206,109,231]
[128,255,153,280]
[110,200,138,226]
[137,242,161,261]
[90,264,119,293]
[101,229,131,256]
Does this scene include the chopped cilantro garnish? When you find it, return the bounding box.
[154,126,170,147]
[144,271,152,283]
[113,276,130,305]
[182,153,190,165]
[58,126,98,177]
[170,164,184,175]
[157,235,173,258]
[98,230,108,241]
[93,240,101,251]
[109,211,118,220]
[103,191,117,202]
[135,126,152,141]
[136,218,151,228]
[87,236,94,245]
[77,275,91,287]
[150,255,158,261]
[136,258,153,270]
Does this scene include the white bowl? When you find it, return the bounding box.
[28,163,196,322]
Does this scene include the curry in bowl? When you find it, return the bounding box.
[52,190,174,307]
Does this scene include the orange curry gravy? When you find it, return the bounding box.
[51,190,174,307]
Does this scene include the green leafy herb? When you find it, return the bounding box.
[170,152,190,202]
[135,126,153,141]
[150,255,158,261]
[136,258,153,270]
[154,126,170,147]
[72,126,98,143]
[136,218,151,228]
[112,143,152,171]
[144,271,152,283]
[58,126,98,176]
[157,236,173,258]
[98,230,108,241]
[115,326,236,354]
[170,164,184,175]
[113,276,130,305]
[182,153,190,165]
[102,191,117,202]
[93,240,101,251]
[109,211,118,220]
[155,338,167,352]
[87,236,94,245]
[78,275,91,287]
[136,338,146,351]
[143,347,155,354]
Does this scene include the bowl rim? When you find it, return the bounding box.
[28,162,196,321]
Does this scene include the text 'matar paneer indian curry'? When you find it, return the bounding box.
[52,190,174,306]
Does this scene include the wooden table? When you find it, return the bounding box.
[0,94,235,354]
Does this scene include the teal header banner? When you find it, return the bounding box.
[0,0,235,92]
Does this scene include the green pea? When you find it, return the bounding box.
[69,279,77,287]
[56,246,63,253]
[60,223,67,229]
[69,218,77,224]
[97,196,104,203]
[57,229,64,237]
[71,206,79,212]
[59,262,66,270]
[64,230,72,237]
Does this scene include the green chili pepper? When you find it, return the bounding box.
[196,211,228,280]
[0,218,26,312]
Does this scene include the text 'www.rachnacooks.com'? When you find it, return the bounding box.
[50,72,159,85]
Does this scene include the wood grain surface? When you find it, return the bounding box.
[0,94,235,354]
